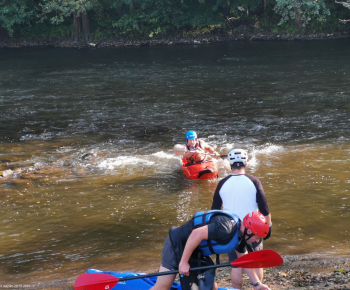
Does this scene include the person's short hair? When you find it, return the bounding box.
[231,162,245,169]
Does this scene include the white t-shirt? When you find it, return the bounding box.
[211,174,270,220]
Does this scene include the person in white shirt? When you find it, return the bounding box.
[211,149,272,290]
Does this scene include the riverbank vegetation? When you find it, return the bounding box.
[0,0,350,46]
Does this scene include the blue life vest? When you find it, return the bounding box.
[194,210,240,256]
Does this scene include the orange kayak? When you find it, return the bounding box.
[181,158,218,180]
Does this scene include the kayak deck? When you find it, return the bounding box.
[181,158,218,180]
[87,269,233,290]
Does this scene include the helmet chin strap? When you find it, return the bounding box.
[243,228,255,243]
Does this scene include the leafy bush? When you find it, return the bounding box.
[274,0,330,28]
[0,0,36,36]
[0,0,349,40]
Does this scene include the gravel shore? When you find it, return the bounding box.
[1,31,350,49]
[33,254,350,289]
[216,255,350,290]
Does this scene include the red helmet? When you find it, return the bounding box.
[243,212,269,238]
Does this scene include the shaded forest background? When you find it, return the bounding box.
[1,0,350,44]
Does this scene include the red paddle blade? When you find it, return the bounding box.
[231,249,283,268]
[74,273,119,290]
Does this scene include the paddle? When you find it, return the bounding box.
[74,249,283,290]
[173,144,227,159]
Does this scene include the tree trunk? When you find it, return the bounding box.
[72,11,82,41]
[293,7,302,33]
[293,0,302,33]
[72,11,90,42]
[81,12,91,41]
[118,4,124,18]
[129,1,135,16]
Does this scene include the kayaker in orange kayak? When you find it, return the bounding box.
[183,130,219,164]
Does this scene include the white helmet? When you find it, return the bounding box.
[228,149,248,165]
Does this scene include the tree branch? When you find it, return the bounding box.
[226,16,239,21]
[335,0,350,9]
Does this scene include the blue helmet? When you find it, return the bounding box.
[186,130,197,140]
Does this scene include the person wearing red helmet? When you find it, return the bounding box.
[150,210,271,290]
[211,149,272,290]
[243,212,270,243]
[183,130,219,164]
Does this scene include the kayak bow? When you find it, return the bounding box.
[181,158,218,180]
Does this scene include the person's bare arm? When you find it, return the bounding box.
[178,225,208,276]
[265,213,271,225]
[201,140,219,157]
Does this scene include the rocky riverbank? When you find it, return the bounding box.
[1,31,350,49]
[38,254,350,290]
[216,254,350,289]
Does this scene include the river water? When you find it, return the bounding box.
[0,40,349,288]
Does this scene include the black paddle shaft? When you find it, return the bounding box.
[118,262,232,282]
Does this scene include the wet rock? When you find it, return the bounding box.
[1,169,14,177]
[0,169,23,178]
[81,153,94,160]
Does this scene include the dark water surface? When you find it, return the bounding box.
[0,40,349,288]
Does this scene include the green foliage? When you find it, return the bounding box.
[0,0,35,36]
[40,0,97,24]
[108,0,170,37]
[277,22,300,33]
[109,0,248,37]
[20,22,74,39]
[274,0,330,28]
[89,0,112,28]
[229,0,261,14]
[0,0,348,40]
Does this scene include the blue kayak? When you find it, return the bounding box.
[87,269,234,290]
